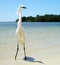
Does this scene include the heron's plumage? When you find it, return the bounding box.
[15,5,27,60]
[16,24,25,44]
[16,5,25,45]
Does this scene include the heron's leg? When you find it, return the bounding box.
[23,43,27,60]
[15,43,19,60]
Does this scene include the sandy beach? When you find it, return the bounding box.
[0,40,60,65]
[0,46,60,65]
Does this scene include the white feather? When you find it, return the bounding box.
[16,5,25,45]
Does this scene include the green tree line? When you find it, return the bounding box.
[16,14,60,22]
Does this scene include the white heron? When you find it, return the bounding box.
[15,5,27,60]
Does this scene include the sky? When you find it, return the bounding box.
[0,0,60,22]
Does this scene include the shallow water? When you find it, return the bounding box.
[0,22,60,59]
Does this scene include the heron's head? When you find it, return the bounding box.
[17,5,26,15]
[20,5,27,9]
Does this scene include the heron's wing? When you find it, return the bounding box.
[16,28,25,44]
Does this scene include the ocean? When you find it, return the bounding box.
[0,22,60,59]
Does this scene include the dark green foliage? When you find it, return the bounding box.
[16,14,60,22]
[16,19,19,22]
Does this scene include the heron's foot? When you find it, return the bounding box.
[24,56,27,60]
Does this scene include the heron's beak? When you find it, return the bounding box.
[23,7,27,9]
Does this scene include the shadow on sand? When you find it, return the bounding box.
[23,56,44,64]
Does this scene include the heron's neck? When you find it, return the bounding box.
[19,10,22,22]
[17,11,22,28]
